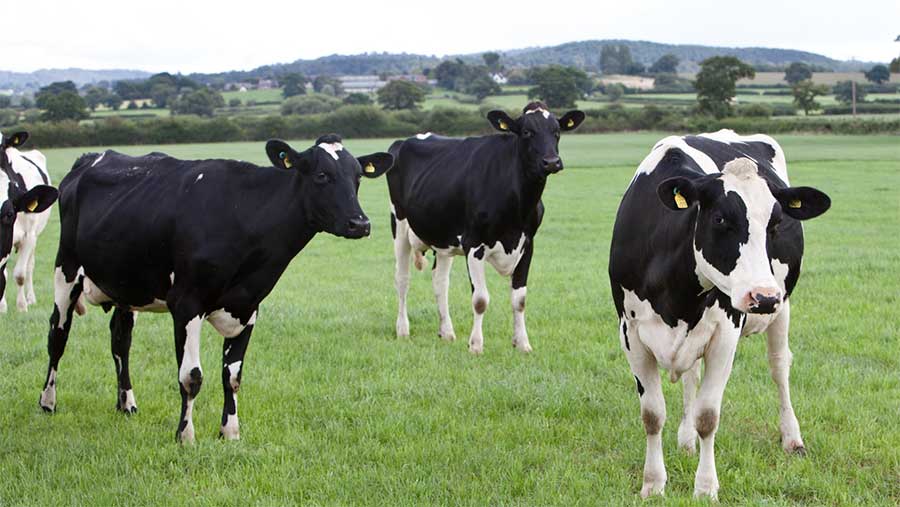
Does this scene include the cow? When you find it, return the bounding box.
[608,130,831,499]
[386,102,584,354]
[0,131,58,313]
[38,135,393,443]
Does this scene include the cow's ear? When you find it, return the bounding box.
[773,186,831,220]
[357,152,394,179]
[2,131,28,149]
[265,140,307,171]
[558,110,585,131]
[486,110,519,134]
[657,177,698,211]
[12,185,57,214]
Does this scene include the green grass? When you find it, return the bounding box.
[0,134,898,505]
[221,87,285,104]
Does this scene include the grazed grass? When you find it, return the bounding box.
[0,134,897,506]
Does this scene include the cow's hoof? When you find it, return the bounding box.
[396,318,410,338]
[512,339,532,353]
[468,344,484,355]
[39,403,55,413]
[0,302,7,313]
[640,480,666,498]
[176,421,195,445]
[785,440,807,456]
[116,389,137,414]
[39,389,56,413]
[219,421,240,440]
[27,294,37,305]
[16,300,27,312]
[439,328,456,341]
[693,478,719,501]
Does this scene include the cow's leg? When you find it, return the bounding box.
[393,212,411,337]
[510,238,533,353]
[466,248,489,355]
[170,295,204,444]
[110,308,138,414]
[622,320,667,498]
[766,301,805,455]
[678,360,701,454]
[40,265,84,412]
[14,232,36,311]
[691,325,740,500]
[25,244,37,305]
[220,321,254,440]
[0,262,8,313]
[432,251,456,341]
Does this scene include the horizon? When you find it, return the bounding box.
[7,0,898,75]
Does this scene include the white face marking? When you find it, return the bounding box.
[91,152,106,167]
[415,132,433,140]
[525,108,551,119]
[195,173,204,182]
[169,272,175,284]
[633,136,719,185]
[697,129,789,184]
[317,142,344,161]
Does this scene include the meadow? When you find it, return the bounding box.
[0,133,897,505]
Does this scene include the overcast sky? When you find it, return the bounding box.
[6,0,898,74]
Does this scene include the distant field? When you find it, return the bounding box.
[222,87,285,104]
[730,72,900,86]
[1,134,897,505]
[91,108,170,118]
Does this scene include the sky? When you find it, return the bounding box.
[6,0,899,74]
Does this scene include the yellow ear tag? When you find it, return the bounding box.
[498,121,508,131]
[364,162,375,174]
[27,200,38,212]
[11,136,19,146]
[788,199,801,209]
[279,151,292,169]
[674,190,688,209]
[567,119,575,128]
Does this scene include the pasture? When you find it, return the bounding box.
[0,133,897,505]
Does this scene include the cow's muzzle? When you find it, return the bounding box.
[542,156,563,174]
[745,288,782,314]
[343,216,371,239]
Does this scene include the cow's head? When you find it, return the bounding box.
[657,158,830,314]
[486,102,584,176]
[0,131,58,263]
[265,135,393,239]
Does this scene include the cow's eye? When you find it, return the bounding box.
[314,172,328,184]
[522,130,533,138]
[713,214,726,226]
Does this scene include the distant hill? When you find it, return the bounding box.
[0,68,151,93]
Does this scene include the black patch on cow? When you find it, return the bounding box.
[694,180,750,277]
[622,319,630,351]
[390,212,397,239]
[634,376,644,396]
[315,133,343,145]
[705,290,744,329]
[473,246,485,260]
[18,155,49,184]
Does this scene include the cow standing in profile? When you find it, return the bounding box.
[608,130,830,499]
[0,131,58,313]
[39,135,393,443]
[386,102,584,354]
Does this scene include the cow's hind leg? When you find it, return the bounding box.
[110,309,138,414]
[432,251,456,341]
[392,209,411,337]
[766,301,805,455]
[14,232,36,311]
[466,247,489,355]
[0,262,8,313]
[220,319,254,440]
[509,238,533,353]
[40,265,84,412]
[678,360,701,454]
[170,295,204,444]
[622,320,668,498]
[25,243,37,305]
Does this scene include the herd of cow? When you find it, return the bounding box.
[0,101,830,499]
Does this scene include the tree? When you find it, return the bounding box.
[791,80,829,115]
[864,64,890,84]
[433,59,467,90]
[35,81,78,109]
[40,92,88,121]
[281,94,342,115]
[20,96,33,109]
[377,80,426,110]
[103,93,123,111]
[170,88,225,117]
[83,86,109,111]
[605,83,625,102]
[482,52,501,72]
[467,74,501,101]
[890,57,900,73]
[527,65,591,109]
[649,54,679,74]
[343,93,372,105]
[228,98,242,108]
[694,56,755,118]
[600,45,643,75]
[313,75,344,96]
[833,81,867,104]
[0,96,10,108]
[784,62,812,85]
[150,83,178,108]
[281,73,308,98]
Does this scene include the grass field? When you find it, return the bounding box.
[0,133,898,505]
[221,87,285,104]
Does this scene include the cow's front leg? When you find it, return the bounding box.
[40,265,84,412]
[110,309,138,414]
[692,324,740,500]
[678,360,701,454]
[25,245,37,305]
[171,305,204,444]
[14,232,36,312]
[766,301,805,455]
[510,238,533,353]
[432,251,456,341]
[220,318,254,440]
[621,319,668,498]
[0,262,8,313]
[466,247,489,355]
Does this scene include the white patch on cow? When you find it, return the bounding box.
[226,360,242,391]
[698,129,789,184]
[130,299,168,312]
[120,389,137,411]
[208,309,253,338]
[195,173,204,183]
[481,234,527,277]
[40,368,58,410]
[525,107,551,119]
[221,411,240,440]
[114,354,123,374]
[510,286,531,352]
[179,316,203,388]
[317,142,344,160]
[54,266,84,330]
[82,275,112,306]
[91,152,106,167]
[632,136,719,184]
[415,132,433,140]
[169,272,175,284]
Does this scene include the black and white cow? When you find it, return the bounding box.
[39,135,393,443]
[0,131,58,312]
[387,102,584,354]
[609,130,831,499]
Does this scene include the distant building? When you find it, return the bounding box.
[257,79,277,90]
[340,75,387,93]
[491,73,508,85]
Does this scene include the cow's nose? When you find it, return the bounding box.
[541,156,563,173]
[746,288,782,314]
[347,216,371,237]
